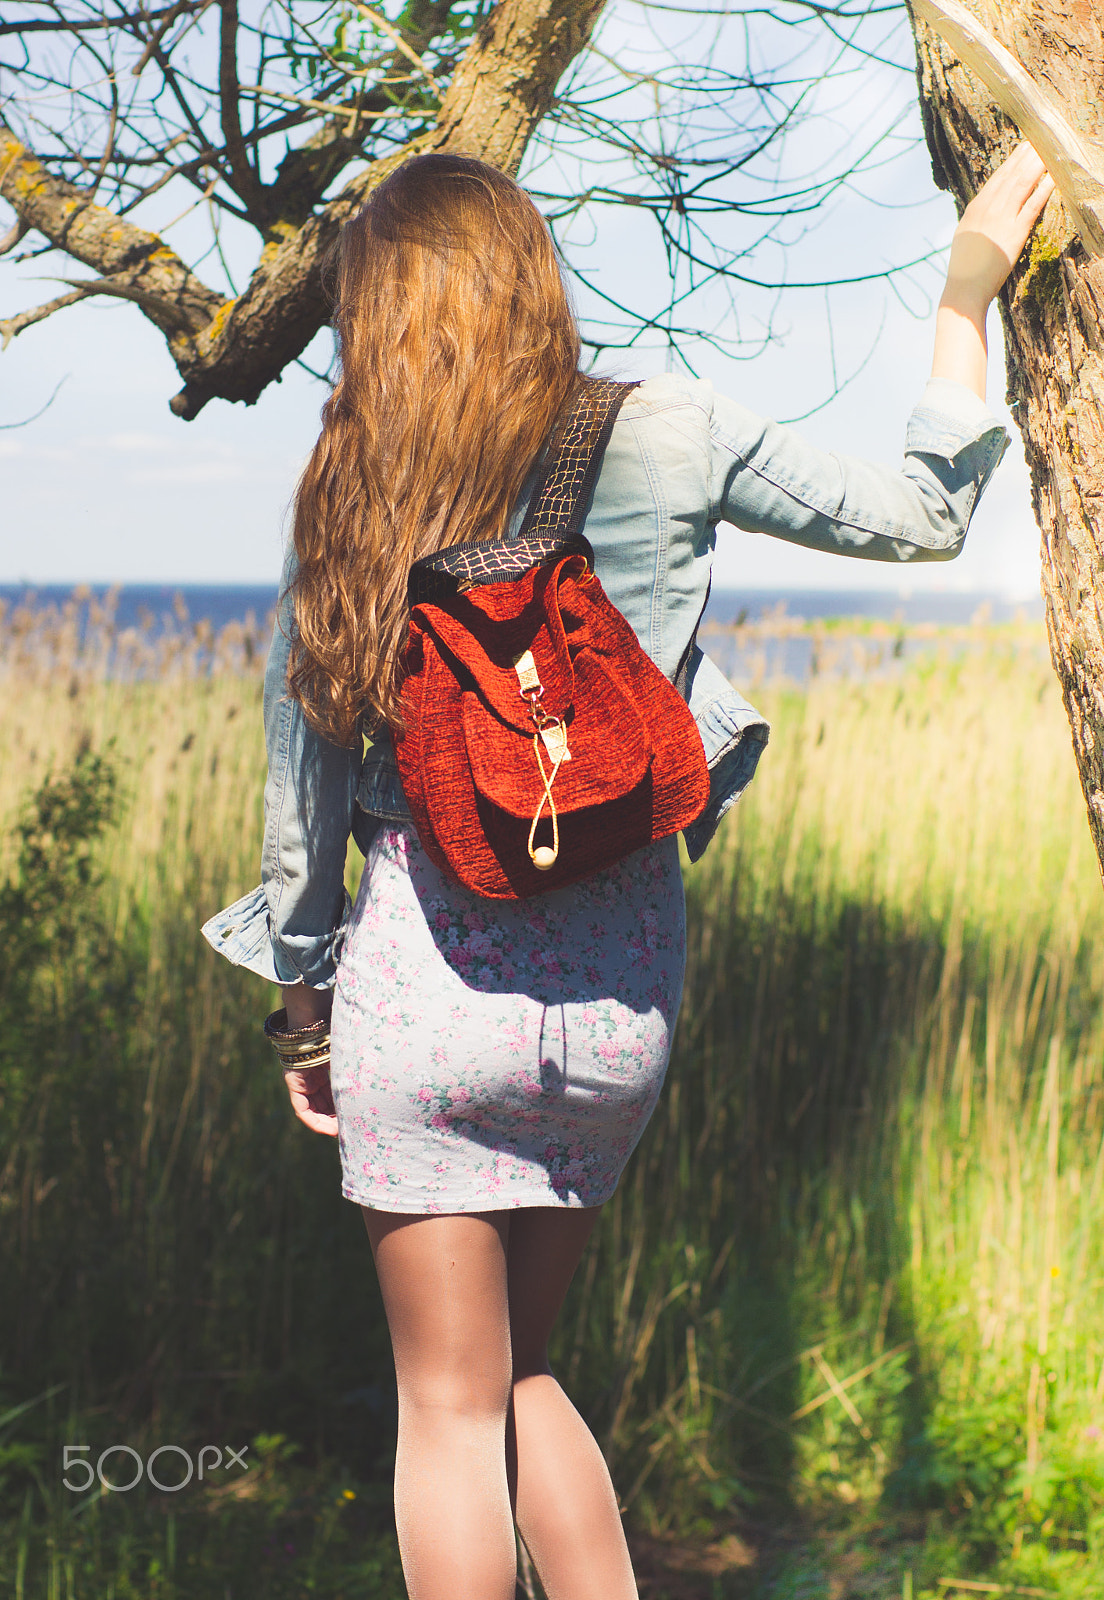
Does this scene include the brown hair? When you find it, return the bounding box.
[286,153,581,746]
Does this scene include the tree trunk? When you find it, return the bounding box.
[909,1,1104,881]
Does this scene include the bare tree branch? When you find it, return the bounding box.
[131,0,212,78]
[56,269,209,326]
[0,119,226,351]
[0,4,201,39]
[0,372,67,424]
[157,0,611,418]
[0,288,90,347]
[0,216,30,255]
[217,0,268,223]
[262,0,455,227]
[0,0,930,421]
[352,2,443,96]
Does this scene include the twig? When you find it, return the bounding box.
[131,0,213,77]
[53,274,200,331]
[295,355,334,383]
[789,1342,910,1421]
[0,4,200,39]
[0,374,68,427]
[1,290,92,348]
[238,85,413,121]
[0,217,30,256]
[698,1383,793,1435]
[352,2,441,96]
[810,1348,887,1468]
[811,1348,867,1429]
[937,1581,1056,1597]
[160,172,219,233]
[88,65,120,191]
[217,0,266,215]
[137,24,237,206]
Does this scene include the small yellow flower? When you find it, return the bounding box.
[1051,1266,1060,1278]
[343,1489,356,1500]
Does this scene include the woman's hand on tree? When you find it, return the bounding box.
[281,982,338,1137]
[931,141,1055,400]
[944,141,1055,313]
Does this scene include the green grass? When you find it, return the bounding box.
[2,603,1104,1596]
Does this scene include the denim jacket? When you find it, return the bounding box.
[202,372,1008,988]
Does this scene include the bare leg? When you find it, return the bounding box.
[507,1206,639,1600]
[362,1209,516,1600]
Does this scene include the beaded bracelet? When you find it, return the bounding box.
[263,1009,331,1072]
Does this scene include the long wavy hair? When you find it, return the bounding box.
[286,153,582,746]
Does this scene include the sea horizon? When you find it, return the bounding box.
[0,582,1045,634]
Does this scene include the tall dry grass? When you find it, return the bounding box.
[563,624,1104,1582]
[2,599,1103,1593]
[0,596,392,1470]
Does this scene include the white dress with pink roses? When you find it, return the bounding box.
[329,825,686,1213]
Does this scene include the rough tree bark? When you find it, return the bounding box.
[0,0,607,420]
[908,0,1104,882]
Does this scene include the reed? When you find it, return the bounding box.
[1,600,1102,1594]
[565,621,1104,1587]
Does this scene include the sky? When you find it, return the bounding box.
[0,1,1043,596]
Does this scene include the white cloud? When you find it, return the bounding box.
[124,458,254,485]
[95,432,185,454]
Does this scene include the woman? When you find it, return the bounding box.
[205,144,1053,1599]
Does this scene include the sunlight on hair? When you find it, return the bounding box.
[288,154,581,746]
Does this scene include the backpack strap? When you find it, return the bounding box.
[530,374,706,701]
[515,375,640,542]
[407,376,638,605]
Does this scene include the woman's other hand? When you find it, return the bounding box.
[932,141,1055,399]
[284,1063,338,1137]
[281,982,338,1137]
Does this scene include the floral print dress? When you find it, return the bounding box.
[329,825,686,1213]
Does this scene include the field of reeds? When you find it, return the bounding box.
[3,590,1104,1598]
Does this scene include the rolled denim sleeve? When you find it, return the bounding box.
[709,376,1009,558]
[201,547,360,988]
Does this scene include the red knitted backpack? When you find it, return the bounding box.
[392,377,709,899]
